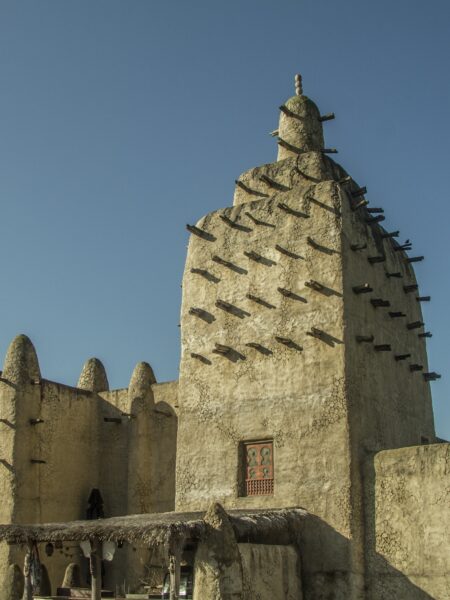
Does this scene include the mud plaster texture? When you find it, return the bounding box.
[367,444,450,599]
[192,503,302,600]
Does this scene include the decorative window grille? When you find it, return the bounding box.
[242,440,274,496]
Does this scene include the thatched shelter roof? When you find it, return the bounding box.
[0,507,308,548]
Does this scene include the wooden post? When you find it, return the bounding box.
[90,538,102,600]
[168,546,181,600]
[22,544,32,600]
[168,554,176,600]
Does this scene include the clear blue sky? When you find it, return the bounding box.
[0,0,449,439]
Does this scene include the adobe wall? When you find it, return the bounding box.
[338,177,437,595]
[239,544,302,600]
[192,502,303,600]
[341,185,435,453]
[177,165,354,548]
[36,380,101,592]
[367,444,450,599]
[118,374,178,594]
[149,380,178,514]
[193,543,302,600]
[0,337,179,597]
[0,375,100,595]
[98,379,178,519]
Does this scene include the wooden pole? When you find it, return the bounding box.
[22,544,33,600]
[90,538,102,600]
[169,553,176,600]
[174,550,181,599]
[168,546,181,600]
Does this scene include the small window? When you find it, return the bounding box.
[240,440,274,496]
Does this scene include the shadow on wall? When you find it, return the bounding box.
[151,399,178,512]
[299,513,436,600]
[363,448,445,600]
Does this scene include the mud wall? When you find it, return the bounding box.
[367,443,450,600]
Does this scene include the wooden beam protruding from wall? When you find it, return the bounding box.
[366,215,385,224]
[381,230,400,239]
[318,112,335,122]
[186,224,216,242]
[352,199,369,211]
[368,256,385,264]
[407,321,424,330]
[370,299,391,308]
[235,179,269,197]
[353,284,373,294]
[259,174,290,191]
[275,337,303,351]
[278,202,309,218]
[404,284,419,293]
[351,186,367,198]
[395,354,411,361]
[423,372,441,382]
[351,242,367,251]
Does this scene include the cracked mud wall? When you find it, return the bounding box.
[368,444,450,599]
[178,172,350,522]
[177,152,359,600]
[239,544,302,600]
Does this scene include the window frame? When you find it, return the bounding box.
[238,438,274,497]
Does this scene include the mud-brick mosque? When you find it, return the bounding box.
[0,75,448,600]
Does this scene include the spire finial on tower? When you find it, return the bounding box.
[276,74,324,160]
[295,73,303,96]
